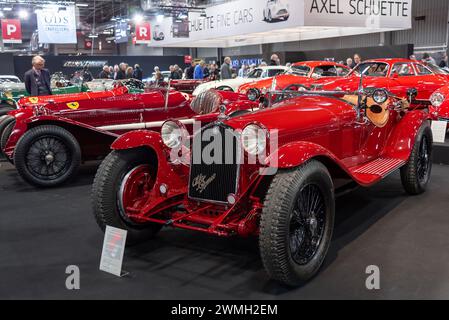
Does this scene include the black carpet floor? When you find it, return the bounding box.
[0,161,449,300]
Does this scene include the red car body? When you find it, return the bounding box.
[429,84,449,121]
[238,61,351,94]
[1,81,258,187]
[92,87,433,285]
[322,58,449,100]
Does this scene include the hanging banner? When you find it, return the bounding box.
[1,19,22,44]
[36,5,77,44]
[135,22,151,44]
[148,0,412,47]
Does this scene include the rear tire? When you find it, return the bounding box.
[400,122,433,195]
[92,149,162,245]
[0,105,15,117]
[14,125,81,187]
[0,119,15,164]
[0,116,15,160]
[260,160,335,286]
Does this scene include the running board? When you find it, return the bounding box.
[350,158,406,185]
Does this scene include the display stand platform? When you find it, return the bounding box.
[434,132,449,166]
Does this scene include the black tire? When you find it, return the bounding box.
[260,160,335,286]
[13,125,81,188]
[0,119,15,164]
[0,116,15,157]
[92,149,162,245]
[0,105,15,117]
[400,122,433,195]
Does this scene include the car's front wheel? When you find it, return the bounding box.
[92,149,162,245]
[260,160,335,286]
[400,122,433,195]
[13,125,81,187]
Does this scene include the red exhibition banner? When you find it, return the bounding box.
[1,19,22,44]
[135,22,151,44]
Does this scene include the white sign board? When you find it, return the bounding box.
[304,0,412,28]
[36,5,77,44]
[431,120,448,144]
[146,0,412,47]
[99,226,128,277]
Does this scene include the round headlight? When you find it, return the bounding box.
[247,88,260,101]
[161,120,184,149]
[242,124,267,156]
[430,92,445,108]
[372,89,388,104]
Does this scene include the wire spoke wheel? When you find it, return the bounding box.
[289,184,326,265]
[417,135,430,183]
[25,135,71,181]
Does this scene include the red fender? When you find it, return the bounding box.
[383,110,431,161]
[265,140,345,170]
[111,130,164,151]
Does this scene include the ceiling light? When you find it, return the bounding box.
[19,10,29,19]
[76,3,89,7]
[3,7,12,12]
[133,13,144,24]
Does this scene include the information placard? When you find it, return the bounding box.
[99,226,127,277]
[431,121,448,144]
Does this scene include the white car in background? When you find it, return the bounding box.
[192,66,288,96]
[263,0,290,22]
[0,76,21,84]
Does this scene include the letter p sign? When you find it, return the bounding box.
[1,19,22,44]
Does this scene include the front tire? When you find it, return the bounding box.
[260,160,335,286]
[400,122,433,195]
[92,149,162,245]
[13,125,81,187]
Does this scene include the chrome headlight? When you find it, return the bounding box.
[247,88,260,101]
[372,89,388,104]
[430,92,445,108]
[161,120,185,149]
[242,124,267,156]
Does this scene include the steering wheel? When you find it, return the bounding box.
[118,79,145,90]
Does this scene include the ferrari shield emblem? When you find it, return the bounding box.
[67,102,80,110]
[29,97,39,104]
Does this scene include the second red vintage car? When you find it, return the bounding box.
[0,80,258,187]
[92,85,432,286]
[238,61,351,100]
[322,58,449,101]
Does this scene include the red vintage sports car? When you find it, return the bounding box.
[322,58,449,101]
[0,79,258,187]
[92,84,432,286]
[239,61,351,100]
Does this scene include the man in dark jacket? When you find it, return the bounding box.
[185,62,195,79]
[132,64,143,80]
[98,65,111,79]
[115,63,127,80]
[24,55,52,96]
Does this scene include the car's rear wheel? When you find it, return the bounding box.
[0,119,15,164]
[14,125,81,187]
[0,104,15,116]
[260,160,335,286]
[400,122,433,195]
[92,149,162,245]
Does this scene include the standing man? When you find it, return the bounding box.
[270,54,281,66]
[115,63,127,80]
[352,54,362,68]
[194,61,205,80]
[220,57,233,80]
[24,55,52,96]
[185,61,196,79]
[132,64,143,80]
[98,65,111,79]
